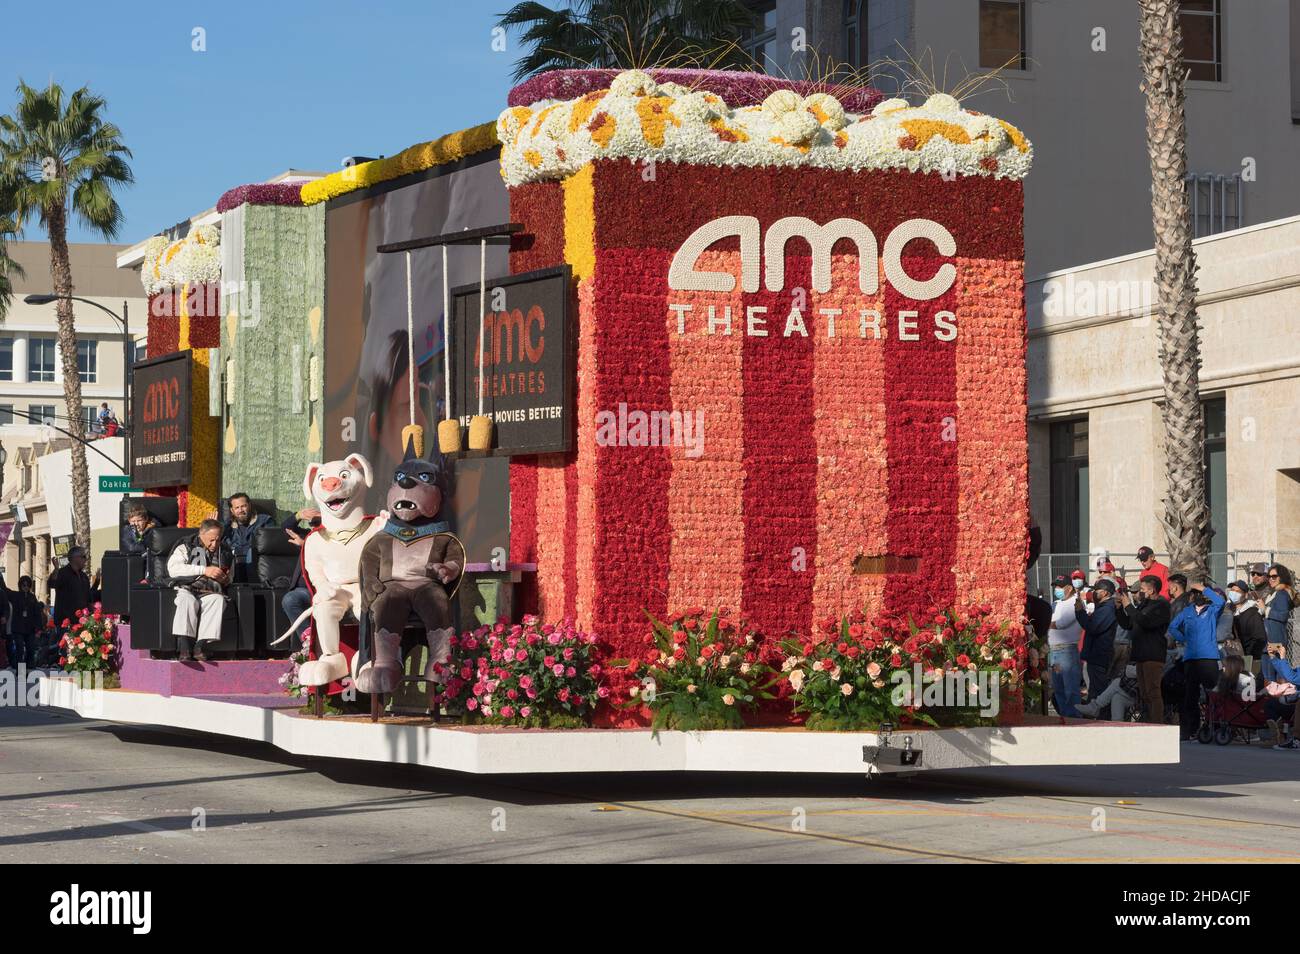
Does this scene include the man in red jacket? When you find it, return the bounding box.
[1137,546,1169,595]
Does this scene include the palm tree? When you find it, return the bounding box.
[1138,1,1211,579]
[497,0,757,81]
[0,81,133,549]
[0,214,21,320]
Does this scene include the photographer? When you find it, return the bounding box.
[1116,575,1172,723]
[1076,578,1119,700]
[167,519,231,662]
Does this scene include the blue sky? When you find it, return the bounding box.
[2,1,519,243]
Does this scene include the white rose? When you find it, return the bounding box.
[788,669,805,691]
[840,683,854,696]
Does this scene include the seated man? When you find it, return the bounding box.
[120,503,160,557]
[167,519,231,662]
[222,493,271,581]
[281,507,320,644]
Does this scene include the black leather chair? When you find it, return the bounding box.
[128,527,241,654]
[234,526,301,657]
[104,496,182,616]
[218,497,277,586]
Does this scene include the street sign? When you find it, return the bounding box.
[99,475,140,493]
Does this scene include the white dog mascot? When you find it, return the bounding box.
[280,453,386,687]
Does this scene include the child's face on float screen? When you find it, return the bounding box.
[373,368,430,462]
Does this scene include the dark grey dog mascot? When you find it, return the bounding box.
[354,444,465,695]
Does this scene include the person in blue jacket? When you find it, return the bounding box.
[1169,581,1225,741]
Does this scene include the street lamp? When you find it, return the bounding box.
[23,294,133,477]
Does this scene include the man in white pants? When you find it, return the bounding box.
[167,519,230,662]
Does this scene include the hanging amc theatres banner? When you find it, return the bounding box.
[131,351,192,488]
[449,265,572,455]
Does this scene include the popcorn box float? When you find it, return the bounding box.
[505,71,1034,697]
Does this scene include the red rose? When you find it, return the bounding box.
[956,654,971,667]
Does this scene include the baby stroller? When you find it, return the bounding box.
[1198,689,1270,745]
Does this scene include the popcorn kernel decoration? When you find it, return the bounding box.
[468,415,493,450]
[400,423,425,458]
[437,418,462,454]
[504,70,1031,721]
[497,74,1031,187]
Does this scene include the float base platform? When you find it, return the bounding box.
[40,677,1180,775]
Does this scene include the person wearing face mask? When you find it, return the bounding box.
[1077,578,1119,700]
[1226,580,1266,660]
[1047,575,1084,717]
[1169,581,1226,741]
[1116,574,1171,723]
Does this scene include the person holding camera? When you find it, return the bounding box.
[1116,574,1172,723]
[1076,578,1119,701]
[166,519,231,662]
[1168,581,1225,741]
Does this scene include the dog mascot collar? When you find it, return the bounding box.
[381,518,450,544]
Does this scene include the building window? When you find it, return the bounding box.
[0,339,12,382]
[1203,397,1228,581]
[28,404,55,427]
[77,339,97,383]
[842,0,868,69]
[1186,172,1242,237]
[81,406,99,435]
[0,405,12,425]
[1182,0,1222,82]
[742,1,779,75]
[29,336,56,382]
[980,0,1026,70]
[1049,418,1089,557]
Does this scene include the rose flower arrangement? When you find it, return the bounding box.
[436,616,607,728]
[782,605,1027,730]
[615,608,779,731]
[59,603,118,674]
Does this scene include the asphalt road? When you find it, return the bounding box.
[2,703,1298,863]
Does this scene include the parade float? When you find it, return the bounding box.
[44,68,1178,775]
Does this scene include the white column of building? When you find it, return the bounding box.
[12,334,28,385]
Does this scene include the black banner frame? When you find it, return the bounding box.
[129,350,193,489]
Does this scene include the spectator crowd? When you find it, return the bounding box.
[1036,546,1300,750]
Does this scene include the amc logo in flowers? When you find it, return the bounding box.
[507,158,1028,678]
